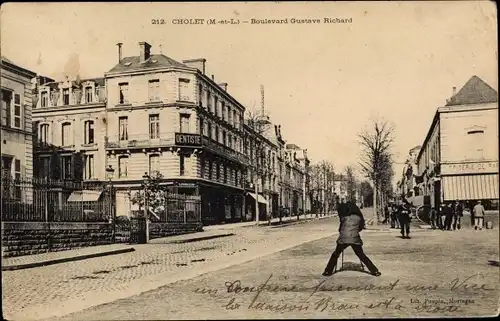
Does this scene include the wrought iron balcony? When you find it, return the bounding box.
[106,133,174,149]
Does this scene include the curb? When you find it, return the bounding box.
[2,247,136,271]
[165,233,235,244]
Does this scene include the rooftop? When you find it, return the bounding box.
[107,54,187,74]
[446,76,498,106]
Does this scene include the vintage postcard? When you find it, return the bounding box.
[1,1,498,320]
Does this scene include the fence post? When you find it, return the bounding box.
[45,183,52,253]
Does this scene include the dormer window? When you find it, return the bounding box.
[41,91,48,107]
[85,86,93,103]
[62,88,70,105]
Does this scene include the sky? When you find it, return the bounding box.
[1,2,497,184]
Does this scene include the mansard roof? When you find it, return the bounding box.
[107,54,187,74]
[446,75,498,106]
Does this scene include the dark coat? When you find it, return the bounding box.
[337,202,365,246]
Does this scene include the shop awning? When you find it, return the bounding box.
[247,192,269,205]
[67,190,103,202]
[442,174,499,201]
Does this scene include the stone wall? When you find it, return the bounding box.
[1,221,113,258]
[149,222,203,240]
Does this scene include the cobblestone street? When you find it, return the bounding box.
[52,220,500,320]
[2,216,338,320]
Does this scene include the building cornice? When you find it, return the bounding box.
[104,65,196,78]
[33,103,106,114]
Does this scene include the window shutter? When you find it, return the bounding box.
[74,153,84,181]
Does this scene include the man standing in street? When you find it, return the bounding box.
[453,200,463,230]
[397,197,412,239]
[391,203,400,229]
[473,200,486,230]
[444,203,454,231]
[429,206,437,229]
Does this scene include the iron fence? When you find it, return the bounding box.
[1,175,113,222]
[147,193,202,224]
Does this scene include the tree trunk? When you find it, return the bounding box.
[373,184,378,226]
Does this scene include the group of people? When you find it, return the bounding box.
[384,197,413,239]
[428,200,486,231]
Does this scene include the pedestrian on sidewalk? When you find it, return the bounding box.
[429,206,438,229]
[397,197,412,239]
[439,204,446,230]
[452,200,463,230]
[473,200,485,230]
[390,203,400,229]
[322,201,381,277]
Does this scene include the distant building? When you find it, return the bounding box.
[416,76,498,209]
[1,57,38,181]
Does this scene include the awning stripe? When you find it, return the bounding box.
[442,174,499,201]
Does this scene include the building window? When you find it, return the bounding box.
[40,156,51,179]
[118,156,128,178]
[61,122,72,146]
[180,114,190,133]
[61,156,72,180]
[228,135,233,150]
[62,89,70,105]
[235,170,238,187]
[40,124,50,144]
[1,156,12,178]
[228,107,232,125]
[148,79,160,101]
[13,93,21,128]
[223,166,227,183]
[119,116,128,140]
[179,78,190,101]
[199,117,204,135]
[215,126,219,143]
[149,114,160,139]
[207,91,212,112]
[84,154,94,179]
[214,97,218,116]
[221,102,226,121]
[179,153,185,176]
[84,120,94,144]
[207,122,212,139]
[233,110,237,128]
[222,131,227,146]
[119,83,129,104]
[14,159,21,199]
[149,154,160,175]
[198,84,203,107]
[200,156,205,178]
[216,163,220,180]
[41,91,49,107]
[208,159,213,180]
[1,89,11,127]
[85,86,93,103]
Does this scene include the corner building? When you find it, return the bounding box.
[105,42,247,224]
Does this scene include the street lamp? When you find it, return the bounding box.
[142,172,150,219]
[105,165,115,242]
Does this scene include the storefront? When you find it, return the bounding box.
[440,161,499,209]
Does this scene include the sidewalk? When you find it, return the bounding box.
[2,244,135,271]
[204,213,335,231]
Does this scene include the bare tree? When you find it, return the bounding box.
[309,160,335,216]
[358,118,395,225]
[345,166,357,203]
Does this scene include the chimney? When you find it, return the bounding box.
[218,82,228,91]
[182,58,206,74]
[117,43,123,63]
[452,86,457,96]
[211,74,215,81]
[139,41,152,62]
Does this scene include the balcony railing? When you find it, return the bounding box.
[201,136,248,165]
[106,133,175,149]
